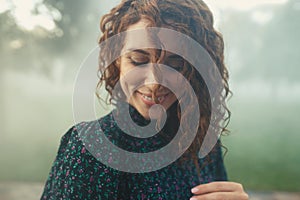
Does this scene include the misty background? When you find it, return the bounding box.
[0,0,299,194]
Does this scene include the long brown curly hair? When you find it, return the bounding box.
[97,0,231,172]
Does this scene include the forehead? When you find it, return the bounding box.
[122,18,154,53]
[122,18,163,52]
[121,19,188,58]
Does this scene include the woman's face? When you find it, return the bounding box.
[119,19,185,119]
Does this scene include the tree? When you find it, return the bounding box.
[0,0,100,136]
[221,0,300,83]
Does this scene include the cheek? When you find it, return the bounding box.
[120,65,155,94]
[119,59,135,97]
[119,67,144,100]
[119,59,128,76]
[162,71,186,97]
[167,74,182,86]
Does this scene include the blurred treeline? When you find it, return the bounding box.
[0,0,299,191]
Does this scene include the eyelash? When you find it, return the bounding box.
[128,56,149,66]
[128,57,184,71]
[166,60,185,71]
[172,65,184,71]
[130,60,149,66]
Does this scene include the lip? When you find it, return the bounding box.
[137,92,169,106]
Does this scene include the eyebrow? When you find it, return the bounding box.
[126,49,150,56]
[125,49,183,59]
[167,54,182,59]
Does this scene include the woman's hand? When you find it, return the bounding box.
[190,181,249,200]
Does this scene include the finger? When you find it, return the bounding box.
[191,182,244,195]
[190,191,249,200]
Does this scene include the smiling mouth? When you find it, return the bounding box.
[138,92,169,106]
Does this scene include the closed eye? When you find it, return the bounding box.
[126,51,150,66]
[165,56,184,71]
[129,57,150,65]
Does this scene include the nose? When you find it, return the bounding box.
[144,62,165,85]
[143,48,165,85]
[142,64,166,101]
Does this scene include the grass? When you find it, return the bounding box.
[223,97,300,191]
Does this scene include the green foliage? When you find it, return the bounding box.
[223,99,300,191]
[222,0,300,82]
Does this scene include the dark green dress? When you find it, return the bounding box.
[41,104,227,199]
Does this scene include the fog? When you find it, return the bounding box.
[0,0,299,192]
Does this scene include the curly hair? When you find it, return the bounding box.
[97,0,231,173]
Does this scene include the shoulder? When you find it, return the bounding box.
[41,113,122,199]
[61,112,113,145]
[54,112,114,161]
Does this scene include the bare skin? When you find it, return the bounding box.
[190,181,249,200]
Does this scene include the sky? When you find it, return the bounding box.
[204,0,289,25]
[0,0,289,31]
[205,0,288,11]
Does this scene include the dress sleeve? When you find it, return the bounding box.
[40,125,121,200]
[200,140,228,182]
[213,141,228,181]
[40,127,77,199]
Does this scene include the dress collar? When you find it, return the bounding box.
[104,101,180,153]
[114,101,152,126]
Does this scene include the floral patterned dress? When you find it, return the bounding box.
[41,104,227,199]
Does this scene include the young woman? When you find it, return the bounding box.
[41,0,248,199]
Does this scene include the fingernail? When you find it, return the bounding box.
[191,188,199,193]
[190,198,197,200]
